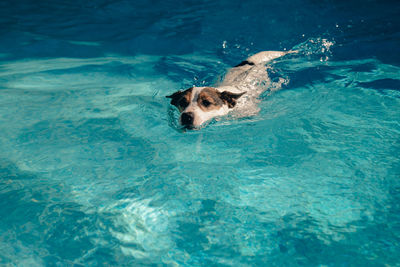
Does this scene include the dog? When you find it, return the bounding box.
[167,50,295,129]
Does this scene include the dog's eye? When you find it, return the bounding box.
[202,99,211,107]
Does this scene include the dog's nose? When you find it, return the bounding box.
[181,112,194,126]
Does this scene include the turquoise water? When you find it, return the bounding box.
[1,0,400,266]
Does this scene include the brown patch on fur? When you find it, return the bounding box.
[197,87,224,112]
[166,87,193,112]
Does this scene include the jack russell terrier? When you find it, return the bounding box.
[166,50,295,129]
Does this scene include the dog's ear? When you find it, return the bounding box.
[166,90,184,106]
[166,87,193,107]
[219,91,246,108]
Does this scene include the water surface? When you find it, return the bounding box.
[0,0,399,265]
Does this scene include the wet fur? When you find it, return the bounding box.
[167,50,294,128]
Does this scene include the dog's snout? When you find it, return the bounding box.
[181,112,194,126]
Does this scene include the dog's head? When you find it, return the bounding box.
[166,86,245,129]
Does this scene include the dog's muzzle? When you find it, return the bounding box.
[181,112,194,127]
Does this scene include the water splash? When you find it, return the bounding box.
[292,37,335,62]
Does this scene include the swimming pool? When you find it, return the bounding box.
[0,0,399,265]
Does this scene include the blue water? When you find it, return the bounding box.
[1,0,400,265]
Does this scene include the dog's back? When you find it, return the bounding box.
[217,51,295,118]
[221,51,292,88]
